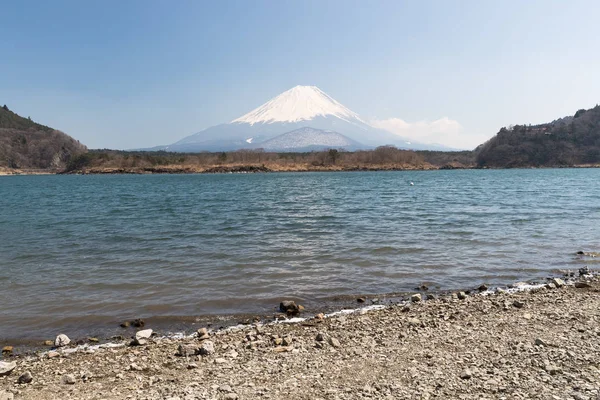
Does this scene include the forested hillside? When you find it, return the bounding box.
[476,105,600,167]
[0,105,86,169]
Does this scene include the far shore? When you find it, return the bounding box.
[2,163,600,176]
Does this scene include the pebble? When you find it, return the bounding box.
[199,340,214,356]
[62,374,76,385]
[575,282,591,288]
[545,364,561,375]
[223,394,238,400]
[552,278,565,288]
[457,292,467,300]
[535,338,549,347]
[54,334,71,347]
[411,293,422,302]
[177,343,198,357]
[0,361,16,376]
[357,297,366,303]
[315,333,325,342]
[1,346,12,354]
[513,300,525,308]
[17,371,33,384]
[460,369,472,379]
[197,327,210,340]
[219,384,233,393]
[133,329,153,346]
[328,337,341,348]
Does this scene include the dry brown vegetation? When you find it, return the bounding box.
[63,146,466,174]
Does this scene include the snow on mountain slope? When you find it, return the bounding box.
[232,85,364,125]
[252,127,364,151]
[156,85,452,152]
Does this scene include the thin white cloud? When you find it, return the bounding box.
[370,117,488,150]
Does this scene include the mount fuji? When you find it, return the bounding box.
[158,86,446,152]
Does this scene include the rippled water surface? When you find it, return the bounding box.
[1,170,599,341]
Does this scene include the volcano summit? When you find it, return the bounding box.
[160,86,441,152]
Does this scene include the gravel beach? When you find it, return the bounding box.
[1,275,599,400]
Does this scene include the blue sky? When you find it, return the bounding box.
[1,0,599,149]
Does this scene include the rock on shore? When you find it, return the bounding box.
[1,277,600,399]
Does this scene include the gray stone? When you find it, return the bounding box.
[224,394,238,400]
[0,361,16,376]
[133,329,152,345]
[315,332,325,342]
[199,340,214,356]
[328,337,341,348]
[411,293,422,302]
[460,369,472,379]
[513,300,525,308]
[177,343,198,357]
[17,371,33,384]
[219,385,233,393]
[197,327,210,340]
[552,278,565,288]
[54,333,71,347]
[457,292,467,300]
[545,364,561,375]
[62,374,76,385]
[575,282,591,288]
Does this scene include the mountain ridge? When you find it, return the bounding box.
[0,105,86,170]
[158,86,442,152]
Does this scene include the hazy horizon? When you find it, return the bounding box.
[2,0,600,150]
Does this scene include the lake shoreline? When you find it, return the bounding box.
[1,271,598,399]
[3,163,600,176]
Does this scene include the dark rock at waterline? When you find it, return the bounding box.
[279,301,304,315]
[477,284,489,292]
[357,297,366,303]
[132,319,145,328]
[575,282,592,288]
[121,319,145,328]
[579,266,590,276]
[577,251,585,255]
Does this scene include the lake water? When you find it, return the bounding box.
[0,169,598,343]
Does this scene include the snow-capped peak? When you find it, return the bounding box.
[232,85,364,125]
